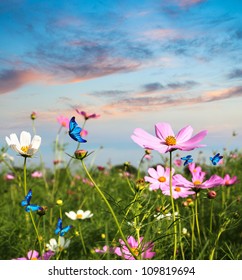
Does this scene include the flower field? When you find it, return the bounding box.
[0,111,241,260]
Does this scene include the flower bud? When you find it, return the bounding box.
[207,190,217,199]
[74,149,88,160]
[30,112,37,120]
[56,199,63,206]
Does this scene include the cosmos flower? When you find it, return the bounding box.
[221,174,239,186]
[31,171,43,178]
[144,165,174,191]
[14,250,54,260]
[131,122,207,153]
[6,131,41,158]
[57,115,69,128]
[173,173,223,190]
[65,210,93,220]
[76,110,100,120]
[114,236,155,260]
[4,173,15,180]
[161,184,195,199]
[46,237,71,253]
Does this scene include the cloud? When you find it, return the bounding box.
[0,69,47,94]
[141,80,198,93]
[228,69,242,79]
[101,86,242,114]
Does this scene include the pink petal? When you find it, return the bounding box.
[176,130,208,150]
[176,125,193,143]
[155,123,175,141]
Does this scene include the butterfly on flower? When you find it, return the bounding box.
[68,116,87,143]
[180,155,193,166]
[21,189,43,212]
[55,218,73,236]
[210,153,223,165]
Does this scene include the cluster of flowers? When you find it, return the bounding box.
[95,236,155,260]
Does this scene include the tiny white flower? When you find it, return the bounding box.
[5,131,41,158]
[46,237,70,252]
[65,209,93,220]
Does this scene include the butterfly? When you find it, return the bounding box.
[21,189,43,212]
[68,116,87,143]
[210,153,223,165]
[181,155,193,166]
[54,218,73,236]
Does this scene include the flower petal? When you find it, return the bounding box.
[155,123,175,141]
[30,135,41,150]
[176,125,193,143]
[20,131,31,147]
[131,128,167,152]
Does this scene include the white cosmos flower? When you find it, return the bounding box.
[5,131,41,158]
[46,237,70,252]
[65,210,93,220]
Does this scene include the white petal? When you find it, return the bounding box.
[77,210,84,215]
[20,131,31,147]
[30,135,41,150]
[64,239,71,248]
[65,211,77,220]
[59,236,65,247]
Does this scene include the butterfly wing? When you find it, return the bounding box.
[68,117,87,143]
[25,204,43,212]
[210,153,223,165]
[54,218,63,235]
[60,225,73,236]
[21,189,32,207]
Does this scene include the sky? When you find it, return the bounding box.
[0,0,242,169]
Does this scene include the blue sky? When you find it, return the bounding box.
[0,0,242,168]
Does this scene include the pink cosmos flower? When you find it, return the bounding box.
[173,173,223,190]
[144,165,174,191]
[131,122,207,153]
[57,116,70,128]
[188,162,202,175]
[95,245,116,254]
[80,129,88,137]
[174,159,182,167]
[161,185,195,199]
[114,236,155,260]
[76,110,100,120]
[14,250,54,260]
[31,171,43,178]
[4,173,15,180]
[221,174,238,186]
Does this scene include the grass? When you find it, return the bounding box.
[0,120,242,260]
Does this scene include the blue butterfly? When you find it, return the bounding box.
[55,218,72,236]
[68,116,87,143]
[21,189,43,212]
[210,153,223,165]
[181,155,193,166]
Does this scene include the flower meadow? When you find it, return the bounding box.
[0,111,242,260]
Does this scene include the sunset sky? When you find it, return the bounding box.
[0,0,242,168]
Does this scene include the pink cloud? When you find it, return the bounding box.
[0,69,49,94]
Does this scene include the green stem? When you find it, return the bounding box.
[195,197,201,244]
[81,159,138,260]
[209,199,214,232]
[29,212,42,254]
[169,151,177,260]
[79,224,87,255]
[23,157,27,196]
[191,207,195,260]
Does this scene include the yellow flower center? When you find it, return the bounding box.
[174,187,181,192]
[193,180,202,186]
[158,176,166,182]
[131,247,139,256]
[21,146,30,153]
[225,180,230,185]
[193,169,197,173]
[30,257,38,260]
[77,214,83,219]
[165,136,176,146]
